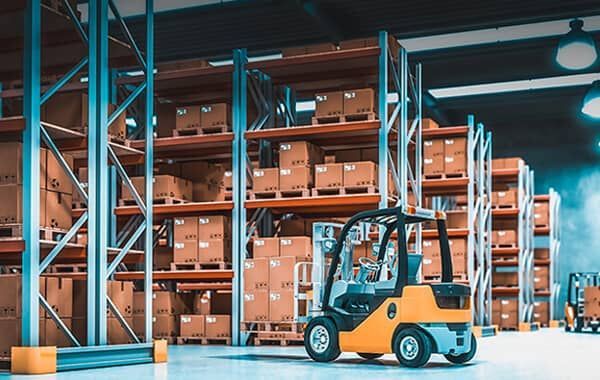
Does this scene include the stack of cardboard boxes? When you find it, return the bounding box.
[0,275,74,356]
[175,103,231,134]
[172,216,231,266]
[533,301,550,326]
[421,210,468,279]
[158,161,227,202]
[178,291,232,340]
[278,141,323,195]
[0,142,73,233]
[423,135,467,178]
[492,298,518,329]
[244,236,311,323]
[121,174,193,204]
[533,198,550,227]
[281,36,400,58]
[313,87,375,122]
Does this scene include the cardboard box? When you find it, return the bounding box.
[153,291,189,315]
[198,239,231,263]
[493,230,518,246]
[446,210,468,229]
[315,163,343,189]
[533,301,549,326]
[0,275,46,318]
[154,246,173,270]
[132,315,145,340]
[224,170,233,189]
[174,217,198,241]
[179,162,226,185]
[424,156,444,175]
[279,141,324,168]
[243,258,269,291]
[176,105,202,130]
[192,182,225,202]
[252,168,279,192]
[494,189,518,207]
[338,35,399,54]
[72,280,86,318]
[0,185,46,226]
[534,248,550,260]
[269,257,309,290]
[42,91,88,130]
[422,239,440,257]
[193,291,231,315]
[503,157,524,169]
[133,291,145,316]
[198,215,230,240]
[534,202,550,227]
[180,315,205,338]
[156,102,177,137]
[106,317,135,345]
[0,318,46,357]
[43,317,74,347]
[153,315,178,338]
[244,290,269,321]
[314,91,343,117]
[279,236,312,258]
[422,254,441,277]
[282,43,336,57]
[343,161,377,187]
[492,271,519,287]
[46,190,72,230]
[324,155,336,164]
[269,290,304,322]
[107,281,134,317]
[122,175,193,201]
[279,166,312,191]
[174,239,198,263]
[584,287,600,318]
[201,103,230,129]
[0,143,46,186]
[205,315,231,338]
[423,138,444,158]
[422,118,439,129]
[498,299,518,328]
[253,237,280,259]
[343,88,375,115]
[450,239,467,276]
[534,266,550,291]
[444,154,467,174]
[45,277,73,317]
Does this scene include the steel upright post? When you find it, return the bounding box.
[22,0,42,347]
[232,49,248,346]
[88,0,110,345]
[144,0,155,342]
[378,31,389,210]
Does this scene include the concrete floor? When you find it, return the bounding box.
[3,329,598,379]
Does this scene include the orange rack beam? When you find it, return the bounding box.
[246,194,386,217]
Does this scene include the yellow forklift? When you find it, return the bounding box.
[304,206,476,368]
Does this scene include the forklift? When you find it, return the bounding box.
[565,272,600,333]
[304,206,476,368]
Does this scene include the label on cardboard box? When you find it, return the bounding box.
[181,316,192,323]
[316,166,327,173]
[174,218,185,226]
[344,164,356,171]
[244,261,255,270]
[280,143,291,151]
[206,316,217,324]
[270,292,281,301]
[244,293,255,301]
[281,239,292,246]
[280,169,291,176]
[253,170,265,177]
[423,258,432,265]
[254,240,265,247]
[175,242,185,249]
[316,95,327,103]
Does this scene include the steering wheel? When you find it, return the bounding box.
[358,256,382,272]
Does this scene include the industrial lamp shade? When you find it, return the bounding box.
[556,19,598,70]
[582,80,600,118]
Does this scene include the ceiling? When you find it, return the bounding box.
[117,0,600,163]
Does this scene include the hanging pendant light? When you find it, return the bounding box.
[556,19,598,70]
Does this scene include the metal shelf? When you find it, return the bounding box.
[422,126,469,138]
[534,226,550,236]
[492,287,520,296]
[492,247,520,257]
[492,208,520,217]
[422,177,470,196]
[177,282,233,291]
[44,270,234,282]
[246,194,386,217]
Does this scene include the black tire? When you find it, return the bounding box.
[392,327,432,368]
[357,352,384,360]
[444,333,477,364]
[304,317,341,362]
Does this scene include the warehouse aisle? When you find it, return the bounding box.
[4,329,595,379]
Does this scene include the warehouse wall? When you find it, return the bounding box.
[534,161,600,309]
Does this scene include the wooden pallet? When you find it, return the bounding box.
[424,172,468,180]
[343,185,377,195]
[176,336,231,345]
[423,274,469,282]
[311,112,376,125]
[493,204,517,209]
[72,201,87,209]
[118,197,188,206]
[170,262,231,270]
[254,331,304,346]
[0,224,70,242]
[279,189,311,198]
[241,321,305,333]
[173,125,229,137]
[224,190,233,201]
[492,243,518,249]
[47,264,87,273]
[248,190,279,200]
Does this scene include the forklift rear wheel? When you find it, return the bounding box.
[304,317,341,362]
[357,353,383,360]
[444,333,477,364]
[393,327,432,368]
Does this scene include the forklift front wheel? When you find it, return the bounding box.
[304,317,341,362]
[393,327,432,368]
[444,333,477,364]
